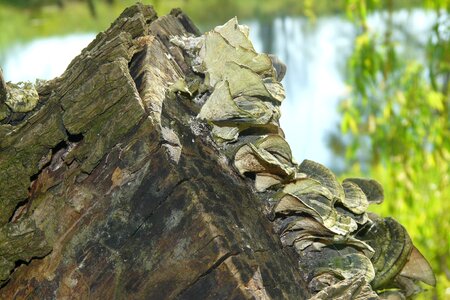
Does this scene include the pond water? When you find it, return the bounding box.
[0,9,437,168]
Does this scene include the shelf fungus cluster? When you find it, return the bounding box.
[175,18,436,298]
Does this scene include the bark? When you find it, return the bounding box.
[0,4,309,299]
[0,68,7,119]
[0,69,6,103]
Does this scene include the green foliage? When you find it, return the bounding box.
[364,164,450,299]
[0,0,423,51]
[339,0,450,298]
[0,1,129,51]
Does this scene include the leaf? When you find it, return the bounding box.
[279,180,357,235]
[254,134,293,163]
[427,91,444,111]
[233,96,278,125]
[273,193,327,222]
[263,77,285,103]
[276,215,330,235]
[335,205,369,225]
[313,252,375,283]
[234,144,268,174]
[276,215,373,256]
[310,275,379,300]
[283,177,334,200]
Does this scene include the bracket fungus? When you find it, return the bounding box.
[175,16,435,298]
[4,81,40,113]
[0,75,43,122]
[176,17,284,145]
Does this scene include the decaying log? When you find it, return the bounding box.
[0,3,434,299]
[0,4,307,299]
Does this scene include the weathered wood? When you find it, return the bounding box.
[0,4,309,299]
[0,68,8,121]
[0,68,6,103]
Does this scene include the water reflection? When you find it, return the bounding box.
[0,9,437,168]
[246,16,354,167]
[243,9,437,167]
[1,33,95,82]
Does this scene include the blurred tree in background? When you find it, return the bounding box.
[336,0,449,298]
[0,0,424,49]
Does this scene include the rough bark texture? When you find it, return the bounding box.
[0,4,310,299]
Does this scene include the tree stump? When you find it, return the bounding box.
[0,3,434,299]
[0,4,308,299]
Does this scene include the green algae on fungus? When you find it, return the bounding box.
[178,17,285,145]
[273,182,358,236]
[234,142,296,178]
[298,159,345,203]
[356,216,435,291]
[341,180,370,214]
[198,80,250,122]
[343,178,384,204]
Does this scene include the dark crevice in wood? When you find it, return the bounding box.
[128,47,149,116]
[9,254,51,282]
[128,53,145,94]
[52,140,69,154]
[8,134,81,224]
[4,112,27,126]
[0,68,6,104]
[238,126,279,137]
[170,8,201,36]
[244,172,257,181]
[13,259,29,269]
[67,131,84,143]
[7,200,29,223]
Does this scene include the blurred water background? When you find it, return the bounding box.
[0,4,438,169]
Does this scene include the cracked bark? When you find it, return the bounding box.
[0,3,309,299]
[176,251,242,298]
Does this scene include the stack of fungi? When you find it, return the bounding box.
[175,18,436,299]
